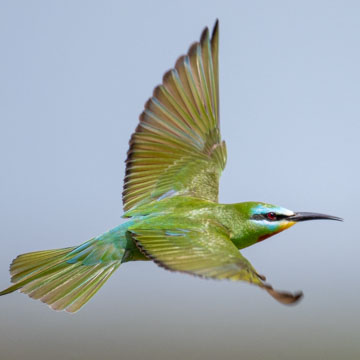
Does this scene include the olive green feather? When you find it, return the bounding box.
[123,20,226,211]
[128,201,302,305]
[0,232,126,312]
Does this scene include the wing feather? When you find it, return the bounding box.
[129,220,303,305]
[123,20,226,211]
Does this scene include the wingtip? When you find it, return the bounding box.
[201,20,218,42]
[200,26,209,44]
[265,285,304,305]
[212,19,219,38]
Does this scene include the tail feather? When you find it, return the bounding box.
[51,263,119,313]
[23,263,82,299]
[0,233,125,312]
[40,264,105,304]
[11,250,75,284]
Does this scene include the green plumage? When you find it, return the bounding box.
[123,21,226,210]
[0,20,340,312]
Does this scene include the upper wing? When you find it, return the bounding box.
[129,220,303,305]
[123,21,227,211]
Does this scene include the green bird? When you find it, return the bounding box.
[0,21,342,313]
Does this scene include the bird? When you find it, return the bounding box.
[0,20,342,313]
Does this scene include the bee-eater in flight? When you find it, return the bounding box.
[0,20,342,312]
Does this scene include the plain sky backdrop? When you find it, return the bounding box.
[0,1,359,359]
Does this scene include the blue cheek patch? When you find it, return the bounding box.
[251,204,294,217]
[250,204,294,231]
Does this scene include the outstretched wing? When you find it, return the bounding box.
[129,220,303,305]
[123,21,227,211]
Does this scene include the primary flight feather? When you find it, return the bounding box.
[0,20,342,312]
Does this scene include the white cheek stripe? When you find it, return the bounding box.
[275,206,294,216]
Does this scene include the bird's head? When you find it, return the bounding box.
[232,202,342,249]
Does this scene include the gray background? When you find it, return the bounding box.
[0,1,359,359]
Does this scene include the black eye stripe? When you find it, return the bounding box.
[252,214,265,220]
[251,213,288,221]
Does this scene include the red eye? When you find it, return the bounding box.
[266,212,277,221]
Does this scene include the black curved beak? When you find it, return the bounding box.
[287,212,343,222]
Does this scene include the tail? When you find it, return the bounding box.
[0,228,128,313]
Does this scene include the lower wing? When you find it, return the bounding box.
[129,219,302,305]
